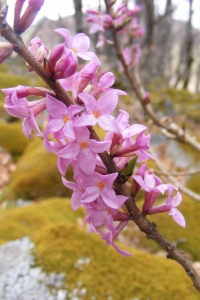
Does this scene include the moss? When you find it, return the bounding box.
[6,138,72,200]
[150,87,200,122]
[0,198,84,245]
[0,120,29,156]
[124,195,200,261]
[32,223,199,299]
[0,198,199,299]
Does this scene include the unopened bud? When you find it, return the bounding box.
[27,37,48,71]
[14,0,45,34]
[0,42,13,64]
[47,45,77,79]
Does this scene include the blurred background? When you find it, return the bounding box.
[0,0,200,299]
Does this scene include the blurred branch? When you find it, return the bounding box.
[149,147,200,202]
[104,1,200,153]
[153,167,200,177]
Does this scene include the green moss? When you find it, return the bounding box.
[6,138,72,200]
[0,198,199,299]
[150,87,200,122]
[0,198,84,244]
[0,120,29,156]
[32,223,199,299]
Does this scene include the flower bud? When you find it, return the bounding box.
[14,0,45,34]
[27,37,49,71]
[47,44,77,79]
[0,42,13,64]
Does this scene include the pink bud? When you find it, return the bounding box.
[14,0,45,34]
[0,42,13,64]
[47,45,77,79]
[27,37,48,71]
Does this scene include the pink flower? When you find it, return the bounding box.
[54,28,100,65]
[56,127,110,175]
[44,94,83,139]
[143,183,186,228]
[14,0,45,34]
[86,9,113,33]
[91,72,126,98]
[101,221,131,256]
[75,91,119,132]
[28,37,49,64]
[3,90,45,138]
[0,42,13,64]
[46,44,77,79]
[80,172,120,209]
[133,163,162,192]
[62,176,85,210]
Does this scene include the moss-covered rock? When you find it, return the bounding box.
[0,120,30,156]
[0,198,84,245]
[32,223,199,300]
[0,198,199,299]
[6,138,72,200]
[150,87,200,123]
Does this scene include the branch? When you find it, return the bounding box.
[153,166,200,177]
[1,4,200,293]
[104,2,200,154]
[149,147,200,202]
[104,0,200,292]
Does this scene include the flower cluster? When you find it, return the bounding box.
[86,2,145,68]
[1,26,185,256]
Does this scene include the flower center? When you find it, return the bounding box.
[71,47,77,54]
[63,115,69,122]
[93,110,100,118]
[98,181,104,189]
[80,142,88,149]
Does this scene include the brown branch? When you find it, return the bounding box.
[104,0,200,292]
[1,4,200,293]
[153,166,200,177]
[104,1,200,153]
[149,147,200,202]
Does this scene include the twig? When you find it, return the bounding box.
[153,167,200,176]
[1,4,200,293]
[149,147,200,202]
[104,0,200,292]
[104,1,200,154]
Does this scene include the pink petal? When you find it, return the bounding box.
[78,52,100,65]
[72,33,90,52]
[88,139,110,153]
[101,188,120,209]
[57,143,80,159]
[97,91,118,114]
[98,115,119,132]
[81,186,99,202]
[169,208,186,228]
[78,148,96,175]
[46,94,67,118]
[54,28,73,48]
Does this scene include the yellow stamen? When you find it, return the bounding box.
[71,47,77,53]
[98,181,104,189]
[63,115,69,122]
[93,110,100,118]
[80,142,88,149]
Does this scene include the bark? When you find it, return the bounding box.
[73,0,83,33]
[143,0,154,47]
[156,0,173,78]
[183,0,194,89]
